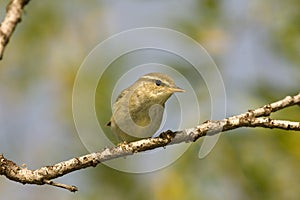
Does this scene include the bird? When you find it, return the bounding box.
[107,72,184,143]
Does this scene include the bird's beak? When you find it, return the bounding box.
[171,86,185,93]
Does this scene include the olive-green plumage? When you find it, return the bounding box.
[107,73,184,143]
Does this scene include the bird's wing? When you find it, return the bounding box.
[114,88,129,103]
[107,88,130,127]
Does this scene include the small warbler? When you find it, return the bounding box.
[107,72,184,143]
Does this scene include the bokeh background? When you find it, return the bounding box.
[0,0,300,199]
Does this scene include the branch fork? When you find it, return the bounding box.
[1,92,300,192]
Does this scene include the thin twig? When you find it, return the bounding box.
[245,118,300,130]
[43,180,78,192]
[0,0,31,59]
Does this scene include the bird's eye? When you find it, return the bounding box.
[155,80,162,86]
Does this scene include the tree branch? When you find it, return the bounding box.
[1,92,300,192]
[0,0,30,60]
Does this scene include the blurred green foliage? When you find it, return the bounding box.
[0,1,300,200]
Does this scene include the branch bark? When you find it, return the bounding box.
[1,92,300,192]
[0,0,30,60]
